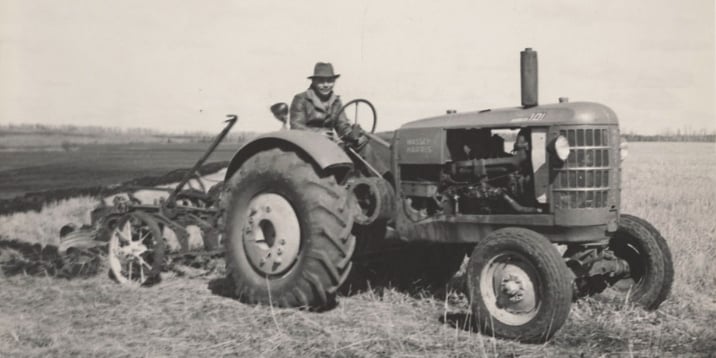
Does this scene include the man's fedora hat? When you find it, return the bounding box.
[308,62,340,79]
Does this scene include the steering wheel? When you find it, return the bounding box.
[337,98,377,134]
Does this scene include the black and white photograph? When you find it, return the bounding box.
[1,1,714,356]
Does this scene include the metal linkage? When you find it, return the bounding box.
[166,115,238,208]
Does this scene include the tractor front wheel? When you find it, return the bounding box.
[467,228,572,343]
[223,148,356,309]
[606,214,674,310]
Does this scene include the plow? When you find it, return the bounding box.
[52,115,238,285]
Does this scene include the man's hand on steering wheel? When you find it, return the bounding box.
[334,98,376,151]
[344,123,369,150]
[354,132,369,151]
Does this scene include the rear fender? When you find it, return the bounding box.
[224,131,354,181]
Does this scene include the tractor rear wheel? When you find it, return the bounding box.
[467,228,572,343]
[223,148,356,309]
[606,214,673,310]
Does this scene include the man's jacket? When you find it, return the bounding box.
[289,88,351,137]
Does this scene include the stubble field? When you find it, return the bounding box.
[0,142,715,357]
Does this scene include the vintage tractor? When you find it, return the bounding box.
[222,48,673,342]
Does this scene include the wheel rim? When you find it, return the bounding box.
[609,241,646,291]
[108,215,159,286]
[242,193,301,276]
[479,252,540,326]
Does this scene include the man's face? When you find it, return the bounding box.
[312,77,335,96]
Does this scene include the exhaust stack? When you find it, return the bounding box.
[521,48,538,108]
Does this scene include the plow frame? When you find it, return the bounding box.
[57,115,239,285]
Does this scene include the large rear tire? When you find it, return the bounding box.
[467,228,572,343]
[223,148,356,309]
[607,214,674,310]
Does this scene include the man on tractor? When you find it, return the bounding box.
[289,62,351,134]
[288,62,389,176]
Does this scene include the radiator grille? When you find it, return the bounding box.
[553,127,614,209]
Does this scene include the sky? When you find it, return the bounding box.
[1,0,714,135]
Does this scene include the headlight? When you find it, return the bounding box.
[620,137,629,161]
[553,135,571,161]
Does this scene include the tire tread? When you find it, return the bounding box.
[223,147,356,309]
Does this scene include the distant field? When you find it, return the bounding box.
[0,142,241,200]
[0,142,715,356]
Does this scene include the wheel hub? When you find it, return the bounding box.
[480,253,540,326]
[242,193,301,276]
[108,217,158,286]
[501,274,524,302]
[119,240,148,257]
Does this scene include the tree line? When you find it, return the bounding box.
[0,123,255,144]
[623,130,715,142]
[2,122,714,143]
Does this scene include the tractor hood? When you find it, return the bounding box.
[400,102,618,130]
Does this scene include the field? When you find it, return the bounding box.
[0,142,241,200]
[1,142,715,357]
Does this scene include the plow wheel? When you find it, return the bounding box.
[224,148,356,309]
[108,212,165,286]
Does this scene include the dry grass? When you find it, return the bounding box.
[1,272,713,357]
[620,143,716,300]
[0,196,98,246]
[1,142,715,357]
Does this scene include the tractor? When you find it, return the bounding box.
[220,48,673,342]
